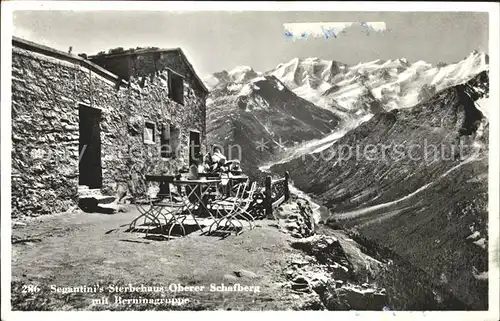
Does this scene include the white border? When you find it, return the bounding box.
[1,2,499,321]
[0,1,497,12]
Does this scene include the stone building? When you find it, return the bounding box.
[11,36,209,218]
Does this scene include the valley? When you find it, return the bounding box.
[204,52,490,310]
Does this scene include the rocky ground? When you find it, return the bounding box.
[10,194,404,311]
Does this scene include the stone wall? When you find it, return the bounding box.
[91,49,208,195]
[12,47,120,217]
[114,67,208,196]
[11,42,207,218]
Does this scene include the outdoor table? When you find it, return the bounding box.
[145,175,177,182]
[171,179,221,213]
[145,175,178,196]
[129,176,221,238]
[167,179,222,236]
[198,172,221,179]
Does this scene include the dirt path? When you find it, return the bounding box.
[11,207,305,311]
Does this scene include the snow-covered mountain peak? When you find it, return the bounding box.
[202,66,262,90]
[205,50,488,124]
[267,57,347,92]
[228,65,255,76]
[468,49,481,57]
[227,65,260,83]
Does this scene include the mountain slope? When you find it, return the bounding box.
[206,75,341,175]
[268,71,490,309]
[205,52,489,167]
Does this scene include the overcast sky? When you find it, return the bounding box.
[13,11,489,77]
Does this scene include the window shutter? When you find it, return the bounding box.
[144,127,153,142]
[162,123,171,141]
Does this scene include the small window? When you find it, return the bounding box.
[144,121,156,144]
[168,70,184,105]
[160,123,181,158]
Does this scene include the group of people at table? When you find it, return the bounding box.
[186,146,242,180]
[132,147,252,236]
[149,146,248,215]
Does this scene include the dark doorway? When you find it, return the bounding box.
[79,105,102,188]
[189,131,201,165]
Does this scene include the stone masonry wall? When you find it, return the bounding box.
[101,50,208,195]
[12,45,207,218]
[91,50,208,157]
[114,68,207,196]
[12,48,121,218]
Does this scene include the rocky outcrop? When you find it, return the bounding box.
[284,235,388,310]
[290,235,354,279]
[274,199,315,238]
[319,283,387,310]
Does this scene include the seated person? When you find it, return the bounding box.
[196,154,207,175]
[203,153,214,173]
[187,163,200,180]
[211,146,227,172]
[185,161,201,204]
[227,159,242,174]
[186,153,205,178]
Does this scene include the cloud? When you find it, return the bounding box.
[12,26,36,41]
[12,26,69,53]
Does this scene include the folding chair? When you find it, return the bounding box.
[234,181,258,226]
[151,197,193,239]
[206,180,247,232]
[208,181,258,235]
[128,177,163,234]
[149,179,213,239]
[129,176,185,238]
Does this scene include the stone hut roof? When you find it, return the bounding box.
[88,47,209,94]
[12,36,128,86]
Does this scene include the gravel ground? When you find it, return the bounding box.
[10,206,307,311]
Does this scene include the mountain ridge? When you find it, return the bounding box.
[267,71,490,309]
[203,51,488,117]
[206,74,341,176]
[205,51,488,177]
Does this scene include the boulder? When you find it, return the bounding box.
[290,235,355,280]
